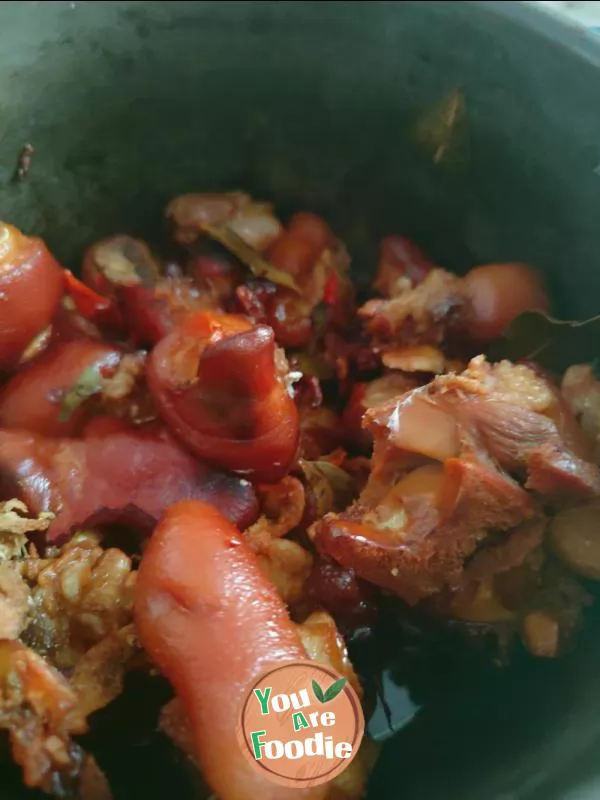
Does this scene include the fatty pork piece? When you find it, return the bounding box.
[312,357,600,604]
[0,426,258,544]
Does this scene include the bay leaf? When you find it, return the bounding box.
[487,310,600,373]
[202,224,302,293]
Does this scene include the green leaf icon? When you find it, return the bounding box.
[323,677,347,703]
[312,679,325,703]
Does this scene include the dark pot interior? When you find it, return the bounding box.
[2,1,600,798]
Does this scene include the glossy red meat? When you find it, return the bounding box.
[0,339,122,437]
[147,312,299,482]
[0,428,258,543]
[0,223,64,370]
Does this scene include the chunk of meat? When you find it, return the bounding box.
[156,599,373,799]
[342,373,419,450]
[0,427,258,543]
[0,223,64,371]
[463,262,549,343]
[166,192,282,252]
[268,213,340,305]
[313,358,600,603]
[428,518,547,623]
[373,236,435,297]
[135,500,326,800]
[362,244,548,348]
[368,357,600,497]
[82,234,161,300]
[119,274,213,347]
[0,339,122,437]
[312,458,534,604]
[147,312,300,482]
[359,268,465,345]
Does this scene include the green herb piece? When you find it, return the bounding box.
[58,365,103,422]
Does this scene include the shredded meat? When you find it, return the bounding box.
[0,640,87,792]
[21,532,136,670]
[245,478,312,604]
[0,562,30,639]
[312,358,600,604]
[368,357,600,497]
[0,499,53,561]
[253,538,313,606]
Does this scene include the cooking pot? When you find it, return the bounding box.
[2,2,600,798]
